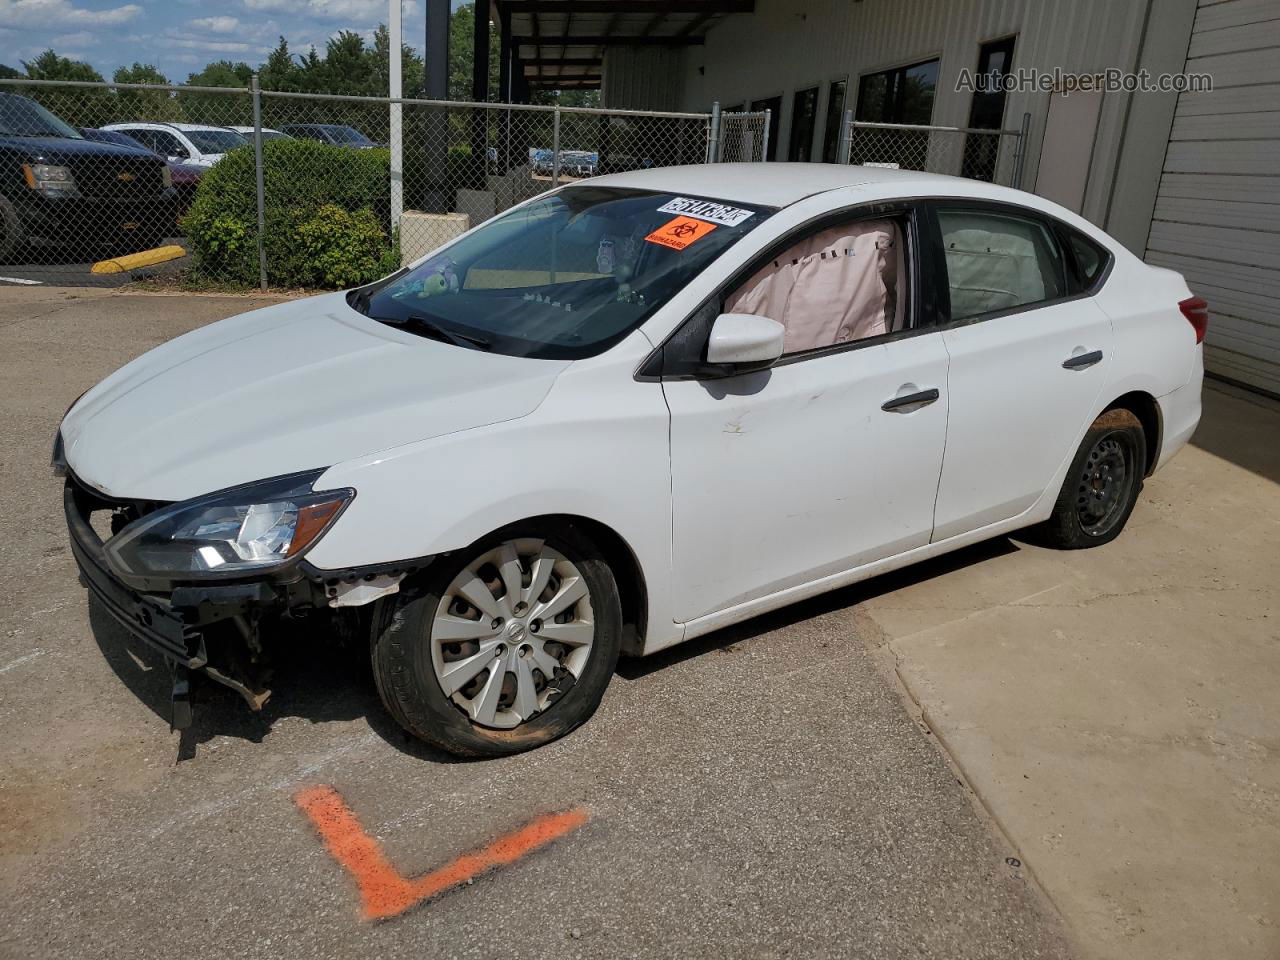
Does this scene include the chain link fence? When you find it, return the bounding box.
[0,77,716,289]
[713,108,770,163]
[837,114,1031,189]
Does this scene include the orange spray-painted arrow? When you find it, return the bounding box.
[296,785,589,921]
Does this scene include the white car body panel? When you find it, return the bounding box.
[61,293,569,500]
[932,298,1114,541]
[101,122,242,168]
[61,164,1204,659]
[663,332,949,622]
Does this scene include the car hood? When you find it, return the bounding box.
[61,292,571,501]
[0,133,157,161]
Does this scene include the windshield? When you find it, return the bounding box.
[326,125,374,144]
[185,129,248,153]
[355,187,772,360]
[0,94,82,139]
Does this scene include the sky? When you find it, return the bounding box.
[0,0,469,80]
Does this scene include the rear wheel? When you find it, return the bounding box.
[371,525,622,757]
[1041,408,1146,549]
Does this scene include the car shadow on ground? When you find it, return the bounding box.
[616,536,1021,681]
[86,597,461,764]
[87,535,1021,765]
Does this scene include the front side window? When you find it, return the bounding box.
[356,188,772,360]
[937,208,1068,321]
[726,216,906,356]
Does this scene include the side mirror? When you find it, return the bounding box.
[703,312,785,376]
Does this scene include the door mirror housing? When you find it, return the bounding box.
[702,312,785,376]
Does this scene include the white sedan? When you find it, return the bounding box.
[55,164,1204,755]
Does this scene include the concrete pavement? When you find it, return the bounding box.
[860,383,1280,960]
[1,288,1070,959]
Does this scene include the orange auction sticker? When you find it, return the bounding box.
[645,215,718,251]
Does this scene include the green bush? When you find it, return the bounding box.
[183,139,394,288]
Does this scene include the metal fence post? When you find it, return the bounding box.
[551,105,562,187]
[250,74,268,291]
[761,108,771,162]
[707,101,722,163]
[1012,111,1032,190]
[838,109,855,166]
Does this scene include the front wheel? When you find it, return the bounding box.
[1041,408,1146,549]
[371,525,622,757]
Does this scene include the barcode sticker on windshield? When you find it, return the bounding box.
[656,197,754,227]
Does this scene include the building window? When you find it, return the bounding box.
[821,78,848,163]
[789,87,819,162]
[961,36,1016,182]
[855,58,939,126]
[852,58,939,171]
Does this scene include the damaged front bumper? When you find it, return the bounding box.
[62,475,423,729]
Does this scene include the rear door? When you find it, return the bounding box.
[927,202,1114,541]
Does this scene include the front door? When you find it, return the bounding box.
[661,209,948,623]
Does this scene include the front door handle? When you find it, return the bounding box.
[1063,349,1104,370]
[882,387,940,412]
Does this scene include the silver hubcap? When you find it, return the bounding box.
[430,538,595,730]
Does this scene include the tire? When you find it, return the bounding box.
[371,524,622,757]
[1041,408,1146,549]
[0,196,22,264]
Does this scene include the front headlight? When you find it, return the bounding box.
[105,470,354,580]
[22,163,78,198]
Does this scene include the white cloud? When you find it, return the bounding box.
[241,0,301,10]
[191,15,240,33]
[52,30,98,46]
[0,0,142,28]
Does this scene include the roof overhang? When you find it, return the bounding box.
[495,0,753,90]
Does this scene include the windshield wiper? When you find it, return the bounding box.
[383,313,492,351]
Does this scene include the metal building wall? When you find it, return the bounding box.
[677,0,1158,230]
[601,47,687,111]
[1145,0,1280,396]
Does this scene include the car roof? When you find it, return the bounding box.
[583,162,1015,209]
[107,122,239,133]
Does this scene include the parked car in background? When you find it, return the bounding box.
[55,164,1204,756]
[101,122,247,169]
[278,123,381,148]
[227,125,291,141]
[81,127,204,221]
[1,92,174,260]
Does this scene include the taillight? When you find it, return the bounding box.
[1180,296,1209,344]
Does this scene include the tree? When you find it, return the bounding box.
[448,2,500,101]
[20,50,113,126]
[0,64,22,80]
[258,38,302,92]
[179,60,254,126]
[113,63,177,121]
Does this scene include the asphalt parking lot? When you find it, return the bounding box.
[3,286,1277,959]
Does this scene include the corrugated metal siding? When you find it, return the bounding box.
[1145,0,1280,395]
[602,47,686,111]
[677,0,1153,225]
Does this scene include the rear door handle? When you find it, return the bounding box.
[1062,349,1104,370]
[881,387,940,412]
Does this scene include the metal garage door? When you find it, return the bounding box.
[1145,0,1280,396]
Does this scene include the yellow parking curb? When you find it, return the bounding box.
[91,245,187,275]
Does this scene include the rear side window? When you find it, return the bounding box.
[937,208,1068,321]
[1066,230,1111,293]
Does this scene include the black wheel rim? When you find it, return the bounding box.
[1075,433,1132,536]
